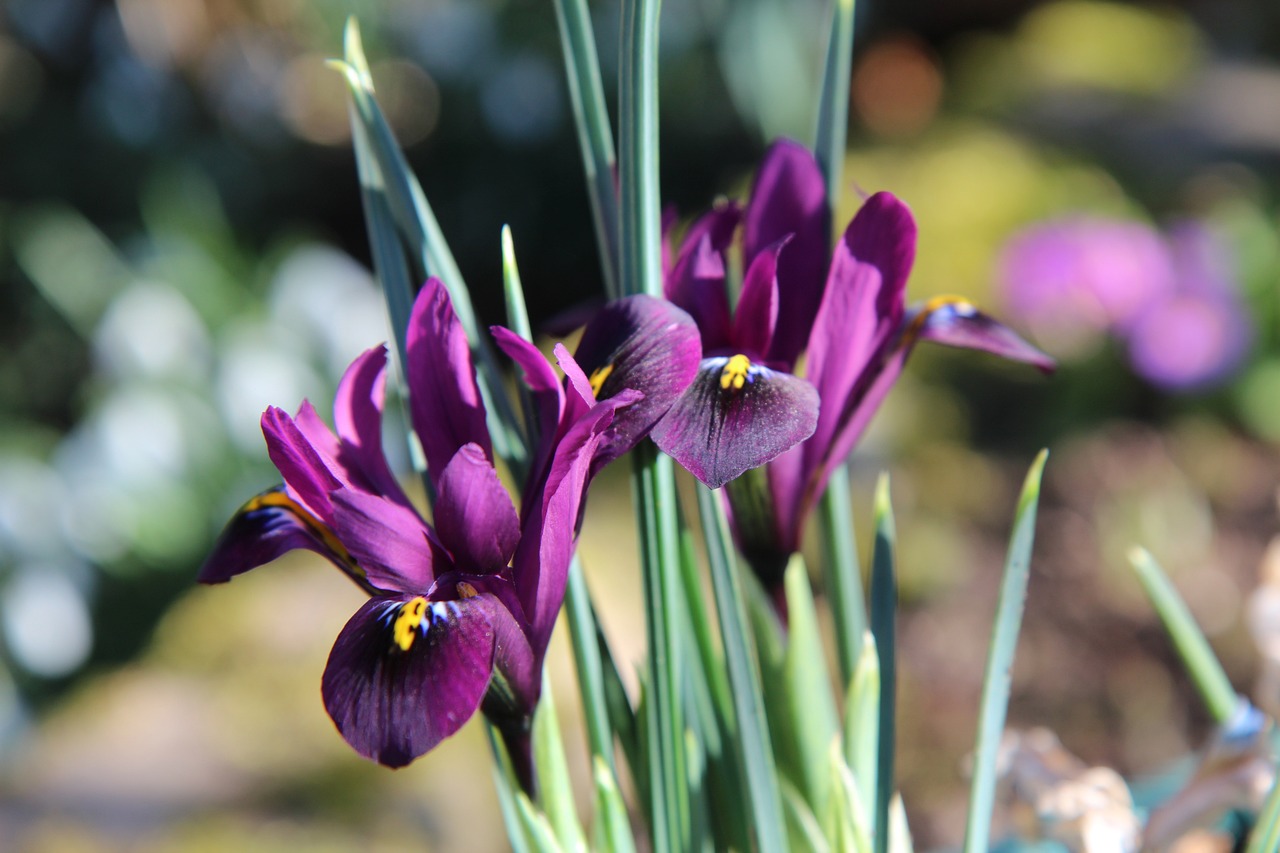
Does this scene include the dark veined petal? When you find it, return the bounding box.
[743,140,830,366]
[666,205,740,350]
[908,296,1056,373]
[328,488,440,593]
[321,594,500,768]
[434,443,520,573]
[197,486,373,592]
[651,355,819,490]
[732,238,785,357]
[570,295,702,467]
[406,278,492,485]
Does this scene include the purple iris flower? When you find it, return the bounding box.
[199,278,699,786]
[659,139,1054,587]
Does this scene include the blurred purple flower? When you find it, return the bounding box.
[199,279,699,787]
[1127,223,1251,391]
[999,216,1251,391]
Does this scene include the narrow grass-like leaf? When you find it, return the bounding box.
[698,484,788,853]
[551,0,620,297]
[1246,772,1280,853]
[517,792,569,853]
[533,676,589,853]
[814,0,856,201]
[501,225,537,451]
[868,473,897,853]
[336,19,527,476]
[887,794,913,853]
[618,0,663,301]
[489,725,534,853]
[782,556,840,813]
[564,560,617,774]
[593,756,638,853]
[820,468,867,691]
[826,740,873,853]
[962,449,1048,853]
[592,597,643,786]
[844,631,879,817]
[634,444,688,851]
[782,777,832,853]
[1128,546,1238,724]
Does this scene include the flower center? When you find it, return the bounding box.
[392,597,430,651]
[719,354,754,392]
[588,363,614,398]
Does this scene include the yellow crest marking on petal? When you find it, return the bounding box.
[245,490,363,578]
[456,581,478,599]
[393,596,429,652]
[588,363,614,398]
[903,294,974,346]
[719,354,753,392]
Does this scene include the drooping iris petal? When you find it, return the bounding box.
[491,326,565,445]
[743,140,830,366]
[197,486,373,591]
[666,206,740,350]
[322,594,498,768]
[261,406,341,521]
[651,356,819,490]
[732,238,784,357]
[331,344,413,504]
[911,297,1056,373]
[434,443,520,573]
[328,489,438,592]
[406,278,492,483]
[570,295,702,467]
[804,192,916,485]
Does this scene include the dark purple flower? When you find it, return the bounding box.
[663,140,1053,587]
[200,279,698,783]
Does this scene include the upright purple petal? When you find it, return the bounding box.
[666,206,740,350]
[512,396,627,649]
[803,193,916,487]
[570,295,702,466]
[405,279,492,483]
[328,489,439,593]
[434,443,520,573]
[332,345,412,504]
[652,357,818,490]
[910,297,1056,373]
[491,326,565,445]
[732,239,784,358]
[743,140,830,366]
[322,594,499,768]
[261,407,340,521]
[198,486,374,593]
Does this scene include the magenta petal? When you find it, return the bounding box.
[666,206,740,350]
[197,487,371,591]
[434,443,520,572]
[743,140,830,366]
[406,279,492,483]
[492,326,565,441]
[329,489,438,593]
[912,298,1056,373]
[261,407,340,521]
[651,357,819,490]
[322,594,497,768]
[570,295,702,466]
[732,239,784,357]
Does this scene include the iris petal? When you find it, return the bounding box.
[328,489,439,593]
[321,594,498,768]
[911,297,1056,373]
[197,486,372,591]
[406,278,492,485]
[666,206,740,351]
[570,295,702,467]
[434,443,520,572]
[651,356,819,489]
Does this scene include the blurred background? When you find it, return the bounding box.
[2,0,1280,849]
